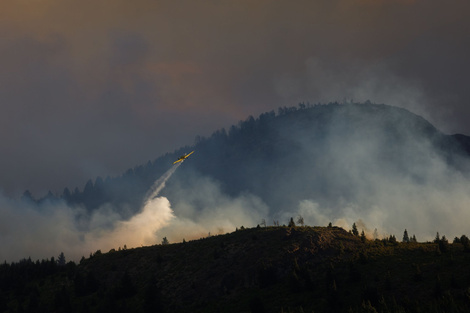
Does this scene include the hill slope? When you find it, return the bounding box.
[166,102,470,210]
[2,226,470,312]
[28,102,470,240]
[59,102,470,203]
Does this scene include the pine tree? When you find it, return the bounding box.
[21,190,35,202]
[434,232,440,243]
[460,235,470,250]
[352,223,359,236]
[360,230,366,243]
[439,235,449,252]
[57,252,66,266]
[402,229,410,243]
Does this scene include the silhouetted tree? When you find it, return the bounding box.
[402,229,410,243]
[440,235,449,252]
[57,252,66,266]
[460,235,470,250]
[21,190,35,203]
[433,233,449,252]
[62,187,72,203]
[297,215,305,227]
[288,217,296,228]
[360,230,366,243]
[434,232,440,243]
[83,179,94,195]
[352,223,359,236]
[162,237,169,245]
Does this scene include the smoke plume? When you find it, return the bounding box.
[0,161,268,262]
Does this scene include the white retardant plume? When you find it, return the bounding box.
[146,162,182,201]
[83,163,183,252]
[80,163,268,257]
[0,164,182,262]
[0,161,267,262]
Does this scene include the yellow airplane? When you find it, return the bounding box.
[173,151,195,164]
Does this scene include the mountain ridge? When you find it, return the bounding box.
[23,102,470,236]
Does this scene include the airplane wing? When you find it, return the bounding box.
[172,151,194,164]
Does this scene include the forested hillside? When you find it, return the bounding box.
[2,225,470,313]
[24,102,470,227]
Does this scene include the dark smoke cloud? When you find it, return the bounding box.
[0,0,469,196]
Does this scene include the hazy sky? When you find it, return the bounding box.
[1,0,469,196]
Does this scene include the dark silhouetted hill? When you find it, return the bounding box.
[2,226,470,312]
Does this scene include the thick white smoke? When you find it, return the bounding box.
[155,175,269,243]
[0,162,268,262]
[0,165,180,262]
[0,195,80,262]
[277,117,470,242]
[3,104,470,263]
[84,163,182,251]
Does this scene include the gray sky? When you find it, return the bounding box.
[1,0,469,196]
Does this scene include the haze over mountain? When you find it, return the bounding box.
[2,102,470,262]
[2,0,470,199]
